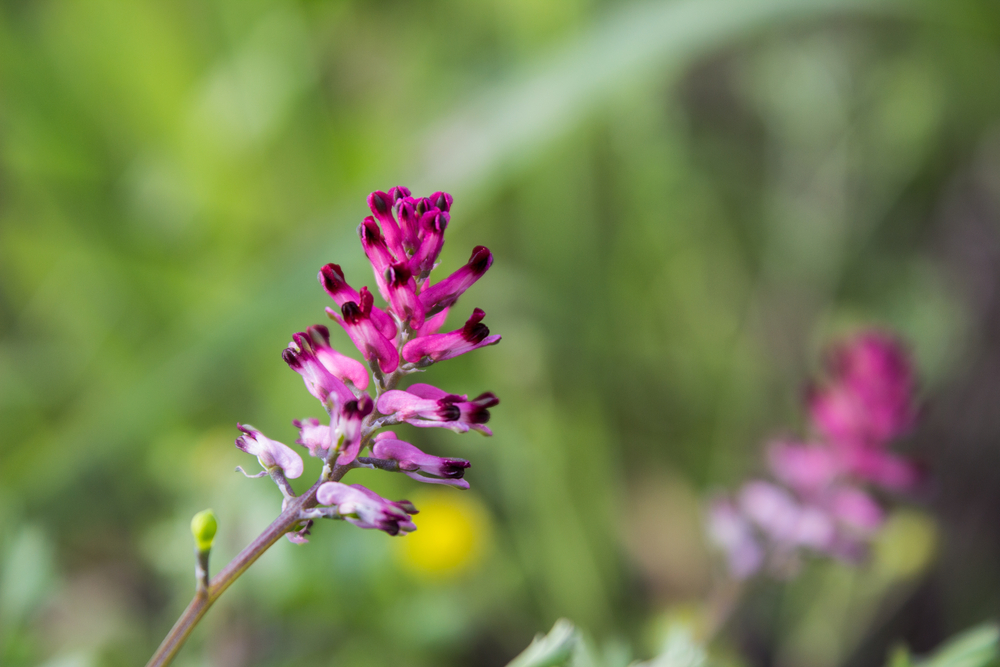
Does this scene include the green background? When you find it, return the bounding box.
[2,0,1000,665]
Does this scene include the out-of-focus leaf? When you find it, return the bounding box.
[918,624,999,667]
[507,619,579,667]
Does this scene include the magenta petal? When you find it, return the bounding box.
[303,324,369,390]
[334,395,374,465]
[235,424,304,479]
[283,333,356,407]
[358,217,398,301]
[317,482,417,535]
[419,246,492,313]
[293,417,332,457]
[368,190,407,259]
[415,307,450,337]
[409,210,448,279]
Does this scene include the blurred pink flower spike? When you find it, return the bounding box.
[706,498,763,579]
[234,424,304,479]
[317,482,417,535]
[372,436,471,489]
[282,331,358,407]
[401,308,501,364]
[318,263,396,341]
[327,287,399,374]
[419,245,493,314]
[335,395,374,465]
[829,486,884,535]
[809,331,917,448]
[292,417,331,458]
[376,383,498,434]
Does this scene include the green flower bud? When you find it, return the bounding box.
[191,510,218,553]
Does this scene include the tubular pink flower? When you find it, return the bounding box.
[292,417,332,457]
[377,384,498,434]
[401,307,501,364]
[408,209,449,280]
[235,424,304,479]
[318,263,397,341]
[706,498,763,579]
[316,482,417,535]
[384,262,425,328]
[371,436,471,489]
[419,245,493,314]
[282,333,357,406]
[358,217,398,301]
[327,287,399,374]
[334,395,374,465]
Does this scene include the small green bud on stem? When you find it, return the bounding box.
[190,510,217,593]
[191,510,218,553]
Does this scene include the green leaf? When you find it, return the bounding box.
[507,619,578,667]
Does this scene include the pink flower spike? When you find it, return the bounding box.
[706,499,763,579]
[235,424,304,479]
[372,438,471,489]
[401,308,501,364]
[335,395,374,465]
[841,446,922,492]
[319,263,397,341]
[767,441,841,496]
[368,190,407,259]
[316,482,417,535]
[419,246,493,314]
[328,288,400,374]
[384,262,426,328]
[283,333,356,407]
[292,417,332,457]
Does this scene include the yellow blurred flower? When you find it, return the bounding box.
[396,489,492,579]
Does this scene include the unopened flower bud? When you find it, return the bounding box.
[191,510,218,553]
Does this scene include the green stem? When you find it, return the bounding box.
[145,475,336,667]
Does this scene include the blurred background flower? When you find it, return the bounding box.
[2,0,1000,665]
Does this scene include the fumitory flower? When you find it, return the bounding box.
[370,433,471,488]
[234,424,304,479]
[376,383,499,434]
[316,482,418,535]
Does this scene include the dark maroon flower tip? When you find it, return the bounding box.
[461,308,490,343]
[438,403,462,421]
[469,246,492,275]
[306,324,331,347]
[341,301,363,324]
[430,191,453,212]
[388,186,411,202]
[369,191,392,216]
[320,263,348,294]
[343,395,374,419]
[440,459,471,478]
[359,217,383,243]
[472,392,500,407]
[282,347,302,368]
[385,262,412,287]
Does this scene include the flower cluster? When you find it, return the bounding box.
[707,331,921,578]
[234,187,500,538]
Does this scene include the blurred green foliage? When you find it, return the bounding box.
[3,0,1000,665]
